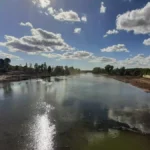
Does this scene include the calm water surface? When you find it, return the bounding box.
[0,74,150,150]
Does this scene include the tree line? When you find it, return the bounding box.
[0,58,11,72]
[0,58,80,76]
[92,65,150,76]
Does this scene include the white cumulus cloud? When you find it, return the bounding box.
[60,51,94,60]
[0,50,21,60]
[116,2,150,34]
[104,29,119,37]
[47,7,81,22]
[101,44,129,52]
[81,15,87,22]
[100,2,106,13]
[89,54,150,68]
[143,38,150,46]
[117,54,150,68]
[0,23,75,53]
[41,53,61,58]
[41,51,94,60]
[32,0,51,8]
[20,22,33,28]
[74,28,81,34]
[89,56,116,64]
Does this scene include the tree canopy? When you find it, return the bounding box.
[0,58,11,72]
[92,65,150,76]
[0,58,80,76]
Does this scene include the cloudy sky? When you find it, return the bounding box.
[0,0,150,69]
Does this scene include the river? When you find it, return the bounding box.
[0,73,150,150]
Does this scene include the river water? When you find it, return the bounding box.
[0,74,150,150]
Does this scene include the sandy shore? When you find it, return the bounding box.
[109,76,150,93]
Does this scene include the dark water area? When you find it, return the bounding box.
[0,74,150,150]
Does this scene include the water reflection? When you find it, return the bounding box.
[87,129,120,143]
[79,101,109,131]
[60,85,150,135]
[0,74,150,150]
[3,83,12,95]
[29,102,55,150]
[109,108,150,134]
[0,82,13,98]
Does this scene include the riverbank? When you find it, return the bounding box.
[0,73,51,82]
[107,75,150,93]
[0,71,78,83]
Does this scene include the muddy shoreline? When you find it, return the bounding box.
[106,75,150,93]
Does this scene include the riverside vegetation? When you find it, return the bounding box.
[0,58,80,82]
[92,65,150,92]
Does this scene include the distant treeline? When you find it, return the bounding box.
[0,58,80,76]
[92,65,150,76]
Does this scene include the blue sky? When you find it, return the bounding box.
[0,0,150,69]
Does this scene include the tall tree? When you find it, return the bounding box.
[43,62,47,72]
[34,63,39,73]
[0,59,4,68]
[48,66,52,74]
[120,67,126,76]
[105,65,114,74]
[40,64,44,72]
[4,58,11,71]
[23,63,28,72]
[64,66,70,75]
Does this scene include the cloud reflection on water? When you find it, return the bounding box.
[108,108,150,134]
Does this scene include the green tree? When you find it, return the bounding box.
[15,65,19,71]
[43,62,47,72]
[34,63,39,73]
[40,64,44,72]
[0,59,4,68]
[92,67,101,74]
[105,65,114,74]
[23,63,28,72]
[64,66,70,75]
[48,66,52,74]
[120,67,126,76]
[53,66,64,76]
[4,58,11,71]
